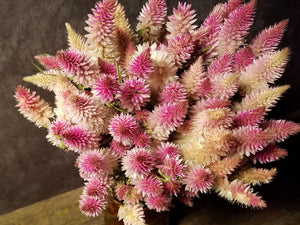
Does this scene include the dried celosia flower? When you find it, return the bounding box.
[183,166,214,194]
[14,86,54,128]
[117,78,150,112]
[118,204,146,225]
[109,114,139,145]
[122,147,155,179]
[79,195,107,217]
[144,195,171,212]
[134,175,163,197]
[92,74,119,103]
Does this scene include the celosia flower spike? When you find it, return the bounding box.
[79,195,107,217]
[14,86,54,128]
[217,0,256,55]
[235,167,277,186]
[145,195,171,212]
[61,126,100,153]
[183,166,214,194]
[233,107,265,127]
[65,23,87,52]
[166,2,197,39]
[57,50,97,88]
[85,0,119,62]
[216,178,266,208]
[134,176,163,197]
[92,74,119,103]
[122,147,155,179]
[239,48,290,94]
[117,78,151,112]
[136,0,167,42]
[250,19,288,57]
[118,204,146,225]
[109,114,139,145]
[252,144,288,164]
[83,177,110,198]
[233,46,255,72]
[158,82,187,105]
[129,48,154,79]
[34,54,61,70]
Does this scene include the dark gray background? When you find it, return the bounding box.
[1,0,299,218]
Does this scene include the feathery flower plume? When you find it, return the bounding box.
[23,72,59,92]
[65,23,87,52]
[57,50,97,87]
[14,86,54,128]
[262,119,300,142]
[83,177,110,198]
[209,154,243,177]
[166,2,197,39]
[136,0,167,42]
[145,195,171,212]
[110,140,131,158]
[167,32,195,67]
[46,120,71,149]
[235,167,277,186]
[217,0,256,55]
[92,74,119,103]
[250,19,288,57]
[77,149,117,179]
[233,46,254,72]
[157,157,185,179]
[216,178,266,208]
[128,48,154,79]
[79,195,107,217]
[158,82,187,105]
[133,131,150,148]
[35,54,61,70]
[134,176,163,197]
[85,0,119,62]
[118,204,146,225]
[180,56,206,99]
[155,142,180,161]
[252,144,288,164]
[183,166,213,194]
[239,48,290,94]
[233,107,265,127]
[117,78,151,112]
[122,147,155,179]
[109,114,139,145]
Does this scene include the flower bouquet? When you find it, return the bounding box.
[14,0,299,224]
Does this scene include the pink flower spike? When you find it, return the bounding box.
[114,183,128,201]
[233,126,269,156]
[57,50,96,87]
[157,157,185,179]
[191,98,230,113]
[85,0,116,43]
[92,74,119,103]
[133,131,150,148]
[183,166,213,194]
[14,86,54,128]
[46,120,71,148]
[136,0,167,41]
[233,46,255,72]
[109,114,139,145]
[61,126,100,153]
[117,78,150,112]
[122,147,155,179]
[222,0,242,17]
[110,140,130,158]
[164,180,181,196]
[217,0,256,55]
[263,119,300,143]
[145,195,171,212]
[98,58,116,75]
[207,53,234,77]
[158,82,187,105]
[250,19,289,57]
[233,107,265,127]
[83,177,110,198]
[77,150,117,179]
[252,144,288,164]
[167,32,195,67]
[129,48,154,79]
[79,195,107,217]
[166,2,197,39]
[135,109,149,123]
[35,55,61,70]
[135,176,163,197]
[156,142,180,161]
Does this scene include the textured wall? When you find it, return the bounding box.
[0,0,299,216]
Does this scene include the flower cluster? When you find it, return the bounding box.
[15,0,299,224]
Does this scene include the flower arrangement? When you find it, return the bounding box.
[14,0,299,224]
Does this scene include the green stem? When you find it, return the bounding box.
[106,102,127,113]
[114,62,123,84]
[31,62,44,74]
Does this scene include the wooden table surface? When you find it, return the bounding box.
[0,184,299,225]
